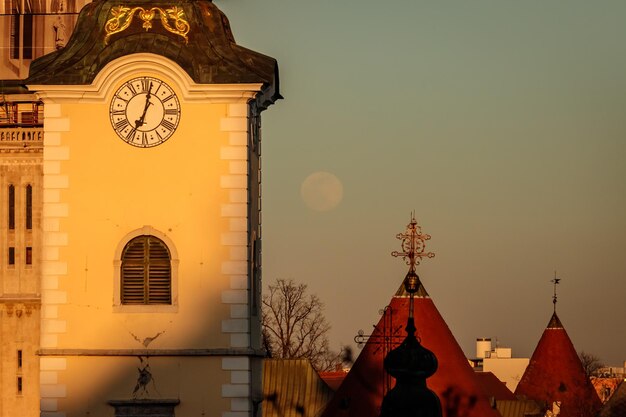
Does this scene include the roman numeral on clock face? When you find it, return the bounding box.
[115,119,130,131]
[141,78,151,93]
[161,119,176,131]
[110,76,181,148]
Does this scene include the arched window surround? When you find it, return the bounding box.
[113,226,179,313]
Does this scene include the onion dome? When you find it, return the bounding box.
[379,319,441,417]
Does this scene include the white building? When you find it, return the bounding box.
[471,337,529,392]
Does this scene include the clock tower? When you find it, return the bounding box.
[24,1,280,415]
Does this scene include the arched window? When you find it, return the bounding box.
[121,235,171,305]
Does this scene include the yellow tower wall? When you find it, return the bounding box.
[31,54,261,417]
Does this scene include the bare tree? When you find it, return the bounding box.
[262,278,340,371]
[579,351,604,378]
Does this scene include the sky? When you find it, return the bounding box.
[215,0,626,366]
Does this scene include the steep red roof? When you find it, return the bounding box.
[592,377,622,403]
[319,371,348,392]
[599,380,626,417]
[320,282,500,417]
[514,312,602,417]
[475,372,516,401]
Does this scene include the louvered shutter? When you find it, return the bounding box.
[147,238,171,304]
[121,235,171,305]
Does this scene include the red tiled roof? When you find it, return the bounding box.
[475,372,516,401]
[319,371,348,392]
[514,312,602,417]
[320,282,500,417]
[599,380,626,417]
[592,377,622,403]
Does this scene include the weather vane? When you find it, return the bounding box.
[551,271,561,312]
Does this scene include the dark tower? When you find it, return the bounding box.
[379,215,442,417]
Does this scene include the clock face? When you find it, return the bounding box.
[109,76,181,147]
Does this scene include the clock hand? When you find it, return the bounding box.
[135,101,153,128]
[135,83,153,128]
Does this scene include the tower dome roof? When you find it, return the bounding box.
[26,0,280,107]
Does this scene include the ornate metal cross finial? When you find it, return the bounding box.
[551,271,561,312]
[391,213,435,329]
[391,212,435,271]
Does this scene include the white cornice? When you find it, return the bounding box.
[27,53,263,104]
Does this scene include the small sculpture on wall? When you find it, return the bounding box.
[53,0,67,49]
[133,357,158,398]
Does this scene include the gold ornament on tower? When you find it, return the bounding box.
[104,6,190,45]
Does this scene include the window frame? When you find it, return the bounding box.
[121,236,171,305]
[113,226,179,313]
[25,184,32,230]
[9,13,21,60]
[9,11,33,61]
[8,184,15,230]
[25,247,32,266]
[8,247,16,266]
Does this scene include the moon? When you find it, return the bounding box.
[300,171,344,212]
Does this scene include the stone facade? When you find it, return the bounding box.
[0,1,91,80]
[0,97,43,417]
